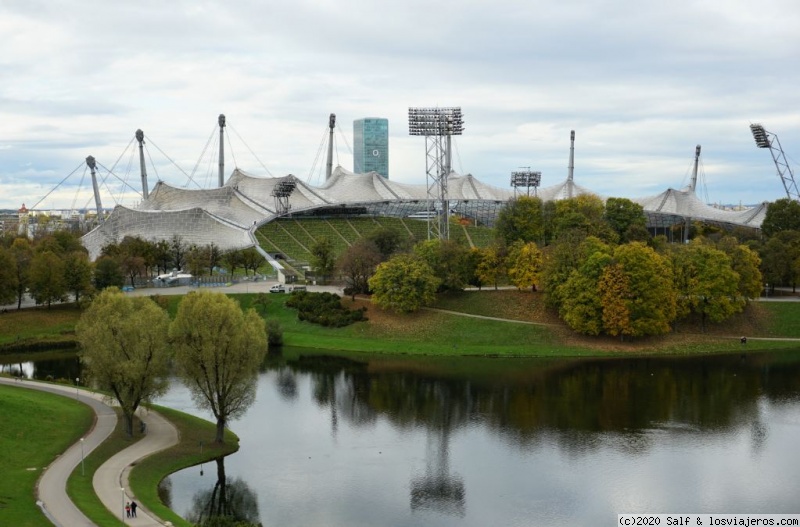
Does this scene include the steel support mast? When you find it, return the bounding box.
[326,113,336,181]
[408,107,464,241]
[136,129,149,200]
[86,155,104,224]
[218,114,226,187]
[750,124,799,201]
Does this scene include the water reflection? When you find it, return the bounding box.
[183,457,260,526]
[0,354,80,381]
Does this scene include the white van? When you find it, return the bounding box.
[269,284,285,293]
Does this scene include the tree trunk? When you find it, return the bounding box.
[215,417,226,443]
[124,411,134,437]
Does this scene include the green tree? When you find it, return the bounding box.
[170,290,267,443]
[28,250,66,307]
[310,237,336,282]
[0,247,18,305]
[552,194,618,244]
[10,237,32,309]
[759,230,800,293]
[63,250,94,303]
[761,198,800,238]
[413,239,472,291]
[670,243,743,331]
[604,197,647,242]
[714,236,763,299]
[93,256,125,290]
[541,234,609,309]
[494,196,544,246]
[337,239,381,300]
[368,254,440,313]
[222,250,244,276]
[76,288,171,436]
[365,227,407,260]
[240,248,263,276]
[506,240,543,291]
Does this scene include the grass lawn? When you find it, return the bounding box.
[0,304,80,349]
[0,383,94,527]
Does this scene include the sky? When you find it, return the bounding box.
[2,0,800,212]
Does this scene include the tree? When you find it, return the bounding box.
[604,197,647,242]
[240,248,263,276]
[475,245,506,290]
[670,243,743,331]
[170,235,188,271]
[222,250,244,276]
[365,227,407,260]
[93,256,125,290]
[368,254,439,313]
[761,199,800,238]
[63,250,94,303]
[714,236,763,299]
[599,263,633,339]
[28,250,66,307]
[494,196,544,246]
[506,240,543,291]
[606,242,676,337]
[337,239,381,300]
[0,247,18,305]
[559,251,612,335]
[76,289,171,436]
[170,290,267,443]
[759,230,800,293]
[10,237,32,309]
[310,238,336,282]
[413,239,472,292]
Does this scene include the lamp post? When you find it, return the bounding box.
[75,377,79,400]
[120,487,125,521]
[80,438,85,476]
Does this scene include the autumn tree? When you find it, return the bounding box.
[170,290,267,443]
[714,236,763,299]
[76,288,171,436]
[606,242,676,337]
[558,250,612,335]
[506,241,543,291]
[337,239,382,299]
[368,254,439,313]
[598,263,633,339]
[604,197,647,243]
[475,245,507,290]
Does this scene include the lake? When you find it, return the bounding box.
[151,348,800,526]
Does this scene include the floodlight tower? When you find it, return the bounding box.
[272,179,297,216]
[750,124,799,201]
[326,114,336,181]
[408,107,464,240]
[86,156,104,224]
[218,114,226,187]
[510,169,542,197]
[135,129,149,199]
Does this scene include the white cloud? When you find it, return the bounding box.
[1,0,799,210]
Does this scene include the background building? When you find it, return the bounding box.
[353,118,389,178]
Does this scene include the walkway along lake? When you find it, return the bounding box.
[6,348,800,526]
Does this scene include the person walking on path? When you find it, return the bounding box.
[126,502,131,517]
[130,500,138,517]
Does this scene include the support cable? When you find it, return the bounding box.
[229,124,273,177]
[190,125,218,186]
[307,128,328,183]
[30,161,86,210]
[146,136,200,188]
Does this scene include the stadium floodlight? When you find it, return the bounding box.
[750,124,771,148]
[272,179,297,215]
[511,169,542,197]
[408,107,464,136]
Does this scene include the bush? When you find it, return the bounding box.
[266,319,283,347]
[285,291,367,327]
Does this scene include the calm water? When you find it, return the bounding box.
[154,349,800,526]
[6,349,800,525]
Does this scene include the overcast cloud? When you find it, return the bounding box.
[1,0,799,210]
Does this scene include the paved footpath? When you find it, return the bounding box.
[0,377,179,526]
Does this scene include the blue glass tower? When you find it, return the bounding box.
[353,118,389,178]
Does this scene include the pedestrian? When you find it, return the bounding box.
[125,502,131,518]
[130,500,138,517]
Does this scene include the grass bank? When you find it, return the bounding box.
[0,383,94,527]
[65,403,237,527]
[7,289,800,359]
[0,304,80,352]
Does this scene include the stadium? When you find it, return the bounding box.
[80,115,770,279]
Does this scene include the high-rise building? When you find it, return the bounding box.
[353,118,389,178]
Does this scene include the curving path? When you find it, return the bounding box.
[0,377,179,526]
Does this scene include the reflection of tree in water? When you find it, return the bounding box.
[275,366,298,402]
[271,351,800,457]
[186,456,260,527]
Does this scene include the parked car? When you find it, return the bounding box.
[269,284,286,293]
[289,285,307,293]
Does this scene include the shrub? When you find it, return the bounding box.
[285,291,367,327]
